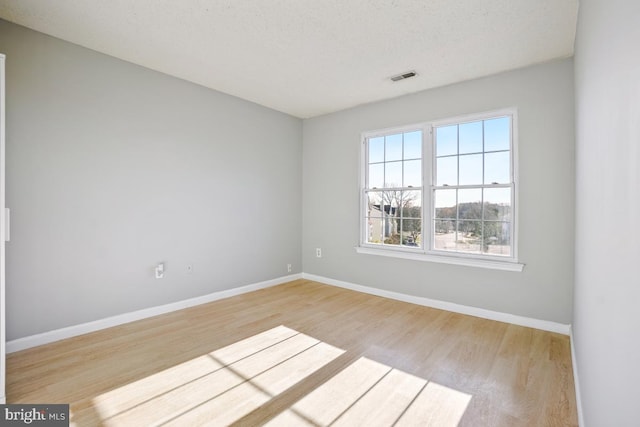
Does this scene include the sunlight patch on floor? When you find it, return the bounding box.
[81,325,472,426]
[85,326,343,426]
[267,357,472,427]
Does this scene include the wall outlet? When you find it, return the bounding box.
[316,248,322,258]
[187,264,193,274]
[287,263,292,273]
[155,263,164,279]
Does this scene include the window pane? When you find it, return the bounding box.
[483,222,511,256]
[385,133,402,161]
[383,213,401,245]
[436,156,457,186]
[458,189,482,220]
[434,189,456,219]
[457,220,482,253]
[365,191,384,244]
[368,137,385,163]
[483,188,511,221]
[385,161,402,187]
[368,163,384,189]
[484,117,510,152]
[404,159,421,187]
[366,218,382,244]
[436,125,457,156]
[459,154,483,185]
[401,219,421,247]
[366,191,383,211]
[386,191,400,213]
[366,191,385,244]
[404,131,422,159]
[401,190,421,218]
[484,151,510,184]
[369,190,401,245]
[434,220,456,250]
[459,121,482,154]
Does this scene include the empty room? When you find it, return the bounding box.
[0,0,638,426]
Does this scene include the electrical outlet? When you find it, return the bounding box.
[316,248,322,258]
[155,263,164,279]
[287,263,292,273]
[187,264,193,274]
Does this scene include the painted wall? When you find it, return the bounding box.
[0,20,302,340]
[573,0,640,425]
[303,59,575,324]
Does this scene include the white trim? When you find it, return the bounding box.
[355,246,525,272]
[511,109,520,262]
[570,326,586,427]
[0,53,6,404]
[362,123,425,139]
[429,107,518,128]
[6,274,302,353]
[302,273,569,334]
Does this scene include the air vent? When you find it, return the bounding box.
[390,71,417,82]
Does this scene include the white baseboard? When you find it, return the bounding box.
[302,273,571,335]
[7,271,571,354]
[570,326,585,427]
[6,273,303,354]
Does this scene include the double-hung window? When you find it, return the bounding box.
[359,109,522,271]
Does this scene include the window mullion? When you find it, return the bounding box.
[430,125,438,251]
[481,121,485,254]
[433,183,510,190]
[455,124,460,252]
[362,138,367,246]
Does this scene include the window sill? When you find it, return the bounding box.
[355,246,524,272]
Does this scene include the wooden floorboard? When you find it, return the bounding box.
[6,279,578,426]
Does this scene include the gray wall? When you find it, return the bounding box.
[573,0,640,425]
[0,20,302,340]
[303,59,575,324]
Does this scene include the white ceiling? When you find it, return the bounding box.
[0,0,578,118]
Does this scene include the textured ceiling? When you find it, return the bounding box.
[0,0,578,118]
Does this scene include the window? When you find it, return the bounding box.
[364,129,423,248]
[359,109,521,271]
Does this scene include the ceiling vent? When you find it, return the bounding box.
[390,71,417,82]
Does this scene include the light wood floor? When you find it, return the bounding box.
[7,279,578,426]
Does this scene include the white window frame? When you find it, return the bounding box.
[357,108,524,272]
